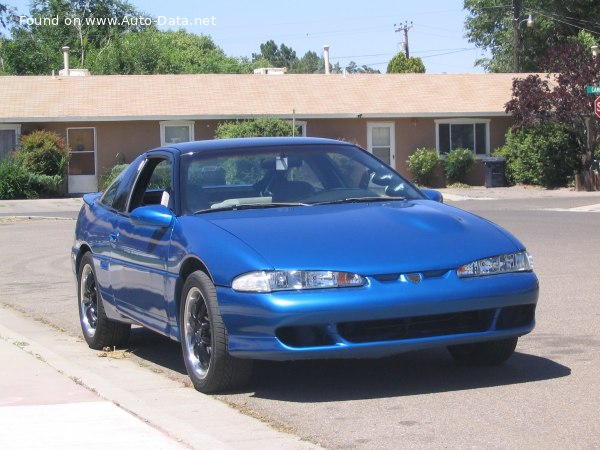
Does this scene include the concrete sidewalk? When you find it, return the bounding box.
[0,306,319,450]
[438,185,600,201]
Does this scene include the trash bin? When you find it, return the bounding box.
[483,157,506,188]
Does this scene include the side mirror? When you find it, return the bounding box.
[420,189,444,203]
[130,205,174,227]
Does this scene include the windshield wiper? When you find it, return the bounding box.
[313,196,406,206]
[193,202,309,215]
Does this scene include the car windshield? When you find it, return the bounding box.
[180,143,423,215]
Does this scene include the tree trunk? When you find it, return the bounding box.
[575,168,598,192]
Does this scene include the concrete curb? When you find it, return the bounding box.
[0,306,320,450]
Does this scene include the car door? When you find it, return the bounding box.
[83,160,142,315]
[110,153,175,333]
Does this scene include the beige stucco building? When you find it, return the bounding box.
[0,73,521,193]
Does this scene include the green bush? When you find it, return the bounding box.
[0,156,66,199]
[215,117,296,138]
[100,164,129,190]
[444,148,474,184]
[27,173,64,197]
[406,148,439,185]
[496,124,581,188]
[0,157,35,199]
[15,130,69,177]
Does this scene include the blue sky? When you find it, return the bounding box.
[6,0,489,73]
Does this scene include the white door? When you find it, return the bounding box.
[367,122,395,167]
[67,128,98,193]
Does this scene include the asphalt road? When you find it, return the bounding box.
[1,196,599,449]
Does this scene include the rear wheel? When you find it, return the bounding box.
[180,271,252,393]
[78,252,130,349]
[447,337,518,366]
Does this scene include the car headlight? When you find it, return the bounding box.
[232,270,366,292]
[457,251,533,278]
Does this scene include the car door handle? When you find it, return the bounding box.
[109,232,119,243]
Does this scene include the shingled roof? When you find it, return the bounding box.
[0,73,523,122]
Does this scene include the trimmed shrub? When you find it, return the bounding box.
[15,130,69,177]
[27,173,64,197]
[495,124,581,188]
[215,117,296,138]
[444,148,474,184]
[406,148,439,185]
[100,164,129,190]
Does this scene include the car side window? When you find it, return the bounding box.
[128,157,173,212]
[100,177,121,208]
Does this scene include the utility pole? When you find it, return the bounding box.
[513,0,522,72]
[395,21,413,58]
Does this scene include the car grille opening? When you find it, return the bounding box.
[338,310,496,344]
[276,325,335,348]
[496,304,536,330]
[275,305,536,348]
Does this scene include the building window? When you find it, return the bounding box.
[435,119,490,157]
[160,121,194,146]
[367,122,395,166]
[292,120,307,137]
[0,124,21,160]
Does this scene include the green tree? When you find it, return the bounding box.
[464,0,600,72]
[345,61,381,74]
[289,50,323,74]
[1,0,147,74]
[386,52,425,73]
[0,3,9,28]
[88,29,248,74]
[252,40,298,68]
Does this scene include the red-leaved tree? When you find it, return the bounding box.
[506,42,600,190]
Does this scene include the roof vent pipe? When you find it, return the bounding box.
[323,45,330,75]
[61,46,70,76]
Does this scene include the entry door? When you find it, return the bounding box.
[367,122,395,167]
[67,127,98,193]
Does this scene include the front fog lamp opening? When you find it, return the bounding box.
[457,251,533,278]
[232,270,366,292]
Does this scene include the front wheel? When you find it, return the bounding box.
[78,252,130,349]
[180,271,252,393]
[447,337,518,366]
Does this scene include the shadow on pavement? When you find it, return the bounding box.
[241,350,570,402]
[127,327,187,376]
[126,327,570,402]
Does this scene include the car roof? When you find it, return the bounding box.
[162,137,352,154]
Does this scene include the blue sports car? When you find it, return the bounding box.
[72,137,538,393]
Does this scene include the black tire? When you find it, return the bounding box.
[180,271,253,393]
[447,337,518,366]
[77,252,130,350]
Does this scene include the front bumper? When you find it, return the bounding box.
[218,270,539,360]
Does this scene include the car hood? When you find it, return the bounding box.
[201,200,522,275]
